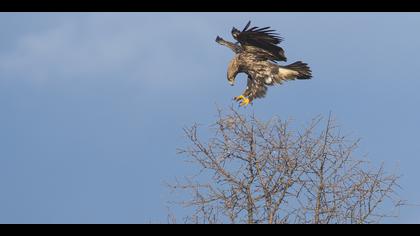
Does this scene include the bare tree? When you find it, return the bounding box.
[168,106,403,224]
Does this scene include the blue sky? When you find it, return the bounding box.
[0,13,420,223]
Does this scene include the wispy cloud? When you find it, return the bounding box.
[0,13,221,88]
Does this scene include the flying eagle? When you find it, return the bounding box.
[216,21,312,106]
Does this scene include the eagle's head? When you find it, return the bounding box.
[227,59,240,86]
[231,27,241,40]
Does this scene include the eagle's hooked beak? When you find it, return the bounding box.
[228,80,235,86]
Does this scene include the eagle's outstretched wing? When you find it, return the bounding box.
[215,36,242,54]
[233,21,287,62]
[237,21,283,45]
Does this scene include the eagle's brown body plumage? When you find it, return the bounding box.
[216,21,312,106]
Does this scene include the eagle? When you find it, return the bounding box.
[216,21,312,106]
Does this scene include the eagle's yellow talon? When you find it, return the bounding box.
[240,97,250,107]
[234,95,245,101]
[234,94,250,106]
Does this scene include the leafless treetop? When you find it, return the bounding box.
[168,106,403,224]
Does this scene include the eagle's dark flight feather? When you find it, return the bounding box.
[234,21,284,59]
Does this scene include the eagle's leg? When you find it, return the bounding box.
[233,95,251,107]
[234,95,246,102]
[234,85,253,106]
[240,97,250,107]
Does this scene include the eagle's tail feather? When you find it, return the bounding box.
[284,61,312,80]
